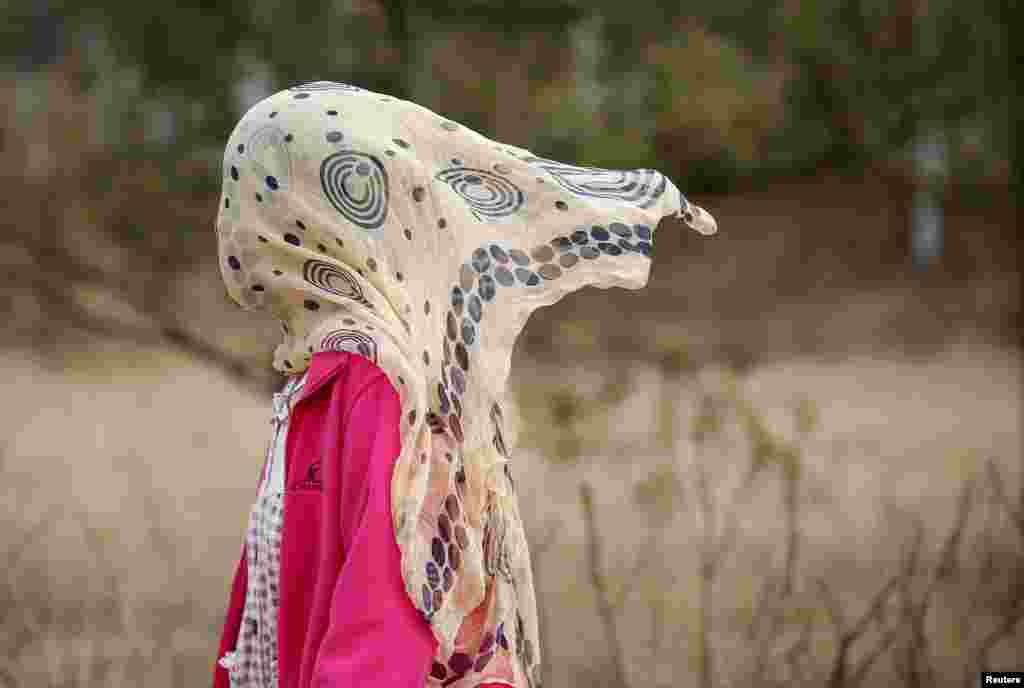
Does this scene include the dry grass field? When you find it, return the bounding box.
[1,327,1019,687]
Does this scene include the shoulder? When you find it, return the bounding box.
[307,350,396,408]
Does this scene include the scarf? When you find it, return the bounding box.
[216,81,716,687]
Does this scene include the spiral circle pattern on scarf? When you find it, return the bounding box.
[435,167,524,221]
[302,259,371,307]
[320,328,378,363]
[242,125,294,189]
[522,156,667,208]
[320,152,389,230]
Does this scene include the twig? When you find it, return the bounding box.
[985,459,1024,541]
[783,615,815,686]
[782,467,800,598]
[935,475,977,580]
[743,572,786,683]
[528,518,562,688]
[817,571,902,688]
[3,504,62,581]
[972,589,1024,673]
[894,517,937,688]
[692,460,717,688]
[0,503,63,628]
[966,461,1024,678]
[579,481,630,688]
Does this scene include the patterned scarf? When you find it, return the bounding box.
[216,81,716,687]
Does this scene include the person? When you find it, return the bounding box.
[212,81,716,688]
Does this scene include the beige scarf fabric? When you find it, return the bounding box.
[216,81,716,687]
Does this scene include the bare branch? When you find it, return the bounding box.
[985,459,1024,541]
[818,570,903,688]
[816,578,846,642]
[973,591,1024,671]
[615,526,658,609]
[783,616,815,686]
[579,481,630,688]
[160,322,279,398]
[527,517,561,688]
[848,620,901,687]
[10,219,280,399]
[935,475,977,580]
[3,503,63,578]
[745,571,783,642]
[894,516,938,688]
[849,575,901,644]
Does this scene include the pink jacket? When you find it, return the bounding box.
[212,351,506,688]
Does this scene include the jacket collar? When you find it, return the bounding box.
[291,351,352,408]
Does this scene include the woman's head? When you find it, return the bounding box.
[215,79,715,393]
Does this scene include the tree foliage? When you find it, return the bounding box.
[4,0,1013,193]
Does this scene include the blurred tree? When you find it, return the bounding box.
[774,0,1012,180]
[5,0,1010,190]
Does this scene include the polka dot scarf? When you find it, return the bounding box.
[216,81,716,687]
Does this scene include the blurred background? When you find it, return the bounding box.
[1,1,1020,686]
